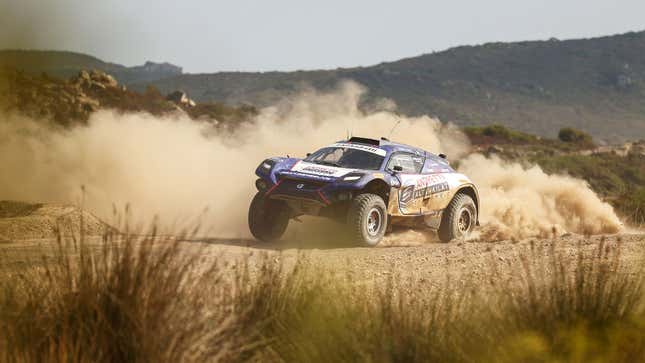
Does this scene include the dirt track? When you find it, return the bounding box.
[2,218,644,290]
[184,231,645,290]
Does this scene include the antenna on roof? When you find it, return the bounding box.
[388,115,402,139]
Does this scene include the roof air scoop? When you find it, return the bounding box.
[347,137,381,146]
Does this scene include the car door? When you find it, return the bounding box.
[386,152,426,215]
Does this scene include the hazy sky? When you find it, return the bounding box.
[1,0,644,73]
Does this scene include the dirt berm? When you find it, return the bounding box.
[0,201,108,242]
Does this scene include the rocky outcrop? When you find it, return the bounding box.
[0,68,258,127]
[73,70,118,90]
[135,61,182,75]
[0,69,124,124]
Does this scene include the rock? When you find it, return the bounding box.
[72,70,118,90]
[91,82,107,90]
[89,70,118,88]
[78,70,91,81]
[166,90,196,107]
[73,70,92,88]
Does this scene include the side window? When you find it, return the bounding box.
[387,153,423,173]
[422,155,452,174]
[322,148,343,162]
[411,155,425,173]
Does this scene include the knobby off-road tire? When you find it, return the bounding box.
[347,193,388,247]
[438,193,477,243]
[248,192,290,242]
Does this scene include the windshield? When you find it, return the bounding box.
[305,146,385,170]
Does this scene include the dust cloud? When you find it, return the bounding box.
[0,81,622,240]
[458,154,621,240]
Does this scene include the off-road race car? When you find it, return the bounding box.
[248,137,479,246]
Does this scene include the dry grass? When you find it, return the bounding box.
[0,220,266,362]
[1,225,644,362]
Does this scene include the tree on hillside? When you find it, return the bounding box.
[558,127,594,146]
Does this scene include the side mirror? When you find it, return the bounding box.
[306,153,311,157]
[393,165,403,172]
[439,153,447,159]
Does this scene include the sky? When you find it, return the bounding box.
[1,0,644,73]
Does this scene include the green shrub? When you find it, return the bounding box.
[464,124,537,144]
[615,187,645,226]
[558,127,594,146]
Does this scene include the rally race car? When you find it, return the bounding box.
[248,137,479,246]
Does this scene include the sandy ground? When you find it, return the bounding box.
[0,201,107,241]
[1,203,643,290]
[183,232,645,288]
[7,231,639,287]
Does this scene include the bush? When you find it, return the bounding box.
[464,124,537,144]
[615,187,645,226]
[558,127,594,145]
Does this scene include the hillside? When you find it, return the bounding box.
[0,68,257,126]
[0,50,182,84]
[134,31,645,142]
[3,31,645,141]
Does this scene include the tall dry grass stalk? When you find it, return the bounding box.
[0,216,273,363]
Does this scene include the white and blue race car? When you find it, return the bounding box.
[249,137,479,246]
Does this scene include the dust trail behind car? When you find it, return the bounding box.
[0,81,621,242]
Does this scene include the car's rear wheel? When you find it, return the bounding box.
[438,193,477,242]
[248,192,290,242]
[347,193,388,246]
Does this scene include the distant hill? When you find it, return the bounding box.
[134,31,645,142]
[0,50,182,84]
[4,31,645,141]
[0,68,257,127]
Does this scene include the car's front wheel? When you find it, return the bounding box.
[438,193,477,242]
[248,192,290,242]
[347,193,388,246]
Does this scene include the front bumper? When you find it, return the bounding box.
[263,170,360,206]
[267,177,332,205]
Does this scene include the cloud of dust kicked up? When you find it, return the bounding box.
[459,154,621,240]
[0,81,621,240]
